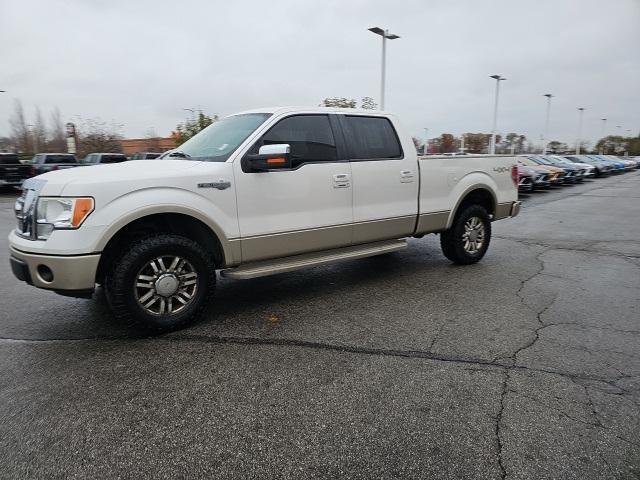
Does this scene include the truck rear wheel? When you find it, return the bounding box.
[105,234,216,332]
[440,205,491,265]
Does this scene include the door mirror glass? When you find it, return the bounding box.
[243,144,291,172]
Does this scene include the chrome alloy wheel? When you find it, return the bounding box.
[462,216,486,254]
[134,256,198,315]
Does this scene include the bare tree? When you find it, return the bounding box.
[48,107,67,152]
[75,118,123,158]
[144,128,161,152]
[33,107,47,154]
[9,100,31,153]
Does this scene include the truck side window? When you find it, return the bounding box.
[255,115,337,168]
[343,116,402,160]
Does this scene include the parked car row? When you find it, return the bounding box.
[516,154,639,193]
[0,151,167,188]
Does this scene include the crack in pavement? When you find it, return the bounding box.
[494,236,640,262]
[496,370,509,480]
[1,332,636,392]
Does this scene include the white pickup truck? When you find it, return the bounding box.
[9,107,520,331]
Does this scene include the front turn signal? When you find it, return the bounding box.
[72,198,94,227]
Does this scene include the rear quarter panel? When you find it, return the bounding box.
[418,155,517,227]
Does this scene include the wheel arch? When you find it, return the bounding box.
[95,211,235,284]
[446,186,497,229]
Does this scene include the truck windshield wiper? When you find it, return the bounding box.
[167,150,191,159]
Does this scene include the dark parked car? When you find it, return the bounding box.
[83,153,128,164]
[518,165,550,191]
[517,165,535,192]
[0,153,31,188]
[130,152,161,160]
[29,153,80,177]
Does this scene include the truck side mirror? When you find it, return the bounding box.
[243,144,291,172]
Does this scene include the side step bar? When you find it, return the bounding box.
[221,239,407,280]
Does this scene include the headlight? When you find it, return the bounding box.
[36,197,94,240]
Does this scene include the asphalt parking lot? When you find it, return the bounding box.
[1,173,639,479]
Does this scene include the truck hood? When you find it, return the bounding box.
[36,160,200,196]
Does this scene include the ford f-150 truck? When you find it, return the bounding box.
[9,107,520,331]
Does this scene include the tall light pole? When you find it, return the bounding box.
[599,118,607,154]
[489,74,506,154]
[576,107,585,154]
[368,27,400,110]
[541,94,553,155]
[423,127,429,154]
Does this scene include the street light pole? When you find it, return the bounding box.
[576,107,585,155]
[368,27,400,110]
[542,94,553,155]
[600,118,607,154]
[489,74,506,155]
[423,127,429,154]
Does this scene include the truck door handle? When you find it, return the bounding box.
[333,173,351,188]
[400,170,414,183]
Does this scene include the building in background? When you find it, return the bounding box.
[118,134,177,156]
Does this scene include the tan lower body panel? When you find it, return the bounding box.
[240,223,352,263]
[414,211,450,234]
[352,215,416,244]
[241,216,419,263]
[494,202,513,220]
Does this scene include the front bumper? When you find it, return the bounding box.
[518,178,533,192]
[9,246,99,294]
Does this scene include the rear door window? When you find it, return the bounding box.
[342,116,402,160]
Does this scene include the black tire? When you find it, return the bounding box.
[105,234,216,332]
[440,204,491,265]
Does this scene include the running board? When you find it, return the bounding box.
[221,239,407,280]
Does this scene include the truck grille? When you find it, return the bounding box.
[14,178,46,240]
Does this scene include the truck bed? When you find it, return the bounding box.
[416,155,518,232]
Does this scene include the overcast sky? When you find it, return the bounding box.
[1,0,638,147]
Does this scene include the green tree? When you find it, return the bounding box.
[320,97,356,108]
[174,112,218,146]
[594,135,639,155]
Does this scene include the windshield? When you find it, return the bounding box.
[167,113,271,162]
[532,156,552,165]
[0,154,19,165]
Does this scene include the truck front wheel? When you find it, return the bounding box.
[440,205,491,265]
[105,234,216,332]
